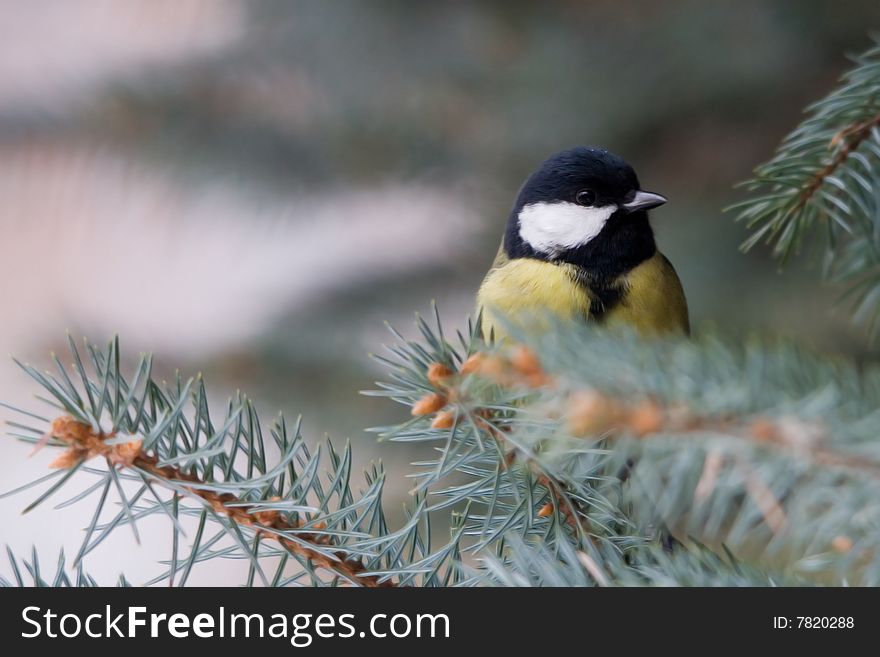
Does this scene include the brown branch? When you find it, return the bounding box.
[564,388,880,481]
[793,110,880,214]
[45,416,394,587]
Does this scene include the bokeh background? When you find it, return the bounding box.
[2,0,879,584]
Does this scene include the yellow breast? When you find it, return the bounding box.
[476,252,689,340]
[477,258,591,339]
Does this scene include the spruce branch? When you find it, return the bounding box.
[368,311,619,563]
[2,335,470,587]
[371,309,880,585]
[6,310,879,586]
[733,38,880,257]
[40,415,390,587]
[414,349,592,533]
[561,386,880,480]
[732,37,880,337]
[517,325,880,584]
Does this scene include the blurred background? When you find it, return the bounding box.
[2,0,879,584]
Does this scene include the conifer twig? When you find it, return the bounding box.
[43,415,393,587]
[413,349,591,533]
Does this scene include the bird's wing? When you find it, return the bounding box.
[608,252,690,335]
[489,238,508,271]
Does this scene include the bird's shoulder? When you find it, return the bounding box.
[609,251,690,334]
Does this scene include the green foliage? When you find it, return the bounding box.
[513,326,880,584]
[5,314,880,587]
[732,38,880,337]
[366,312,623,562]
[0,335,466,587]
[476,537,796,587]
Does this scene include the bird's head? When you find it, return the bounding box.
[504,147,664,278]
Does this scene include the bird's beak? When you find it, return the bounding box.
[621,190,667,213]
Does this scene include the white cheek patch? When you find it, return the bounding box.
[518,201,616,258]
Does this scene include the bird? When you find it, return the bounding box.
[477,147,689,340]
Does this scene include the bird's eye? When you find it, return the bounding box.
[575,189,597,206]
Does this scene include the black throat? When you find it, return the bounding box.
[504,209,657,319]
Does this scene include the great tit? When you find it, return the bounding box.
[477,147,689,339]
